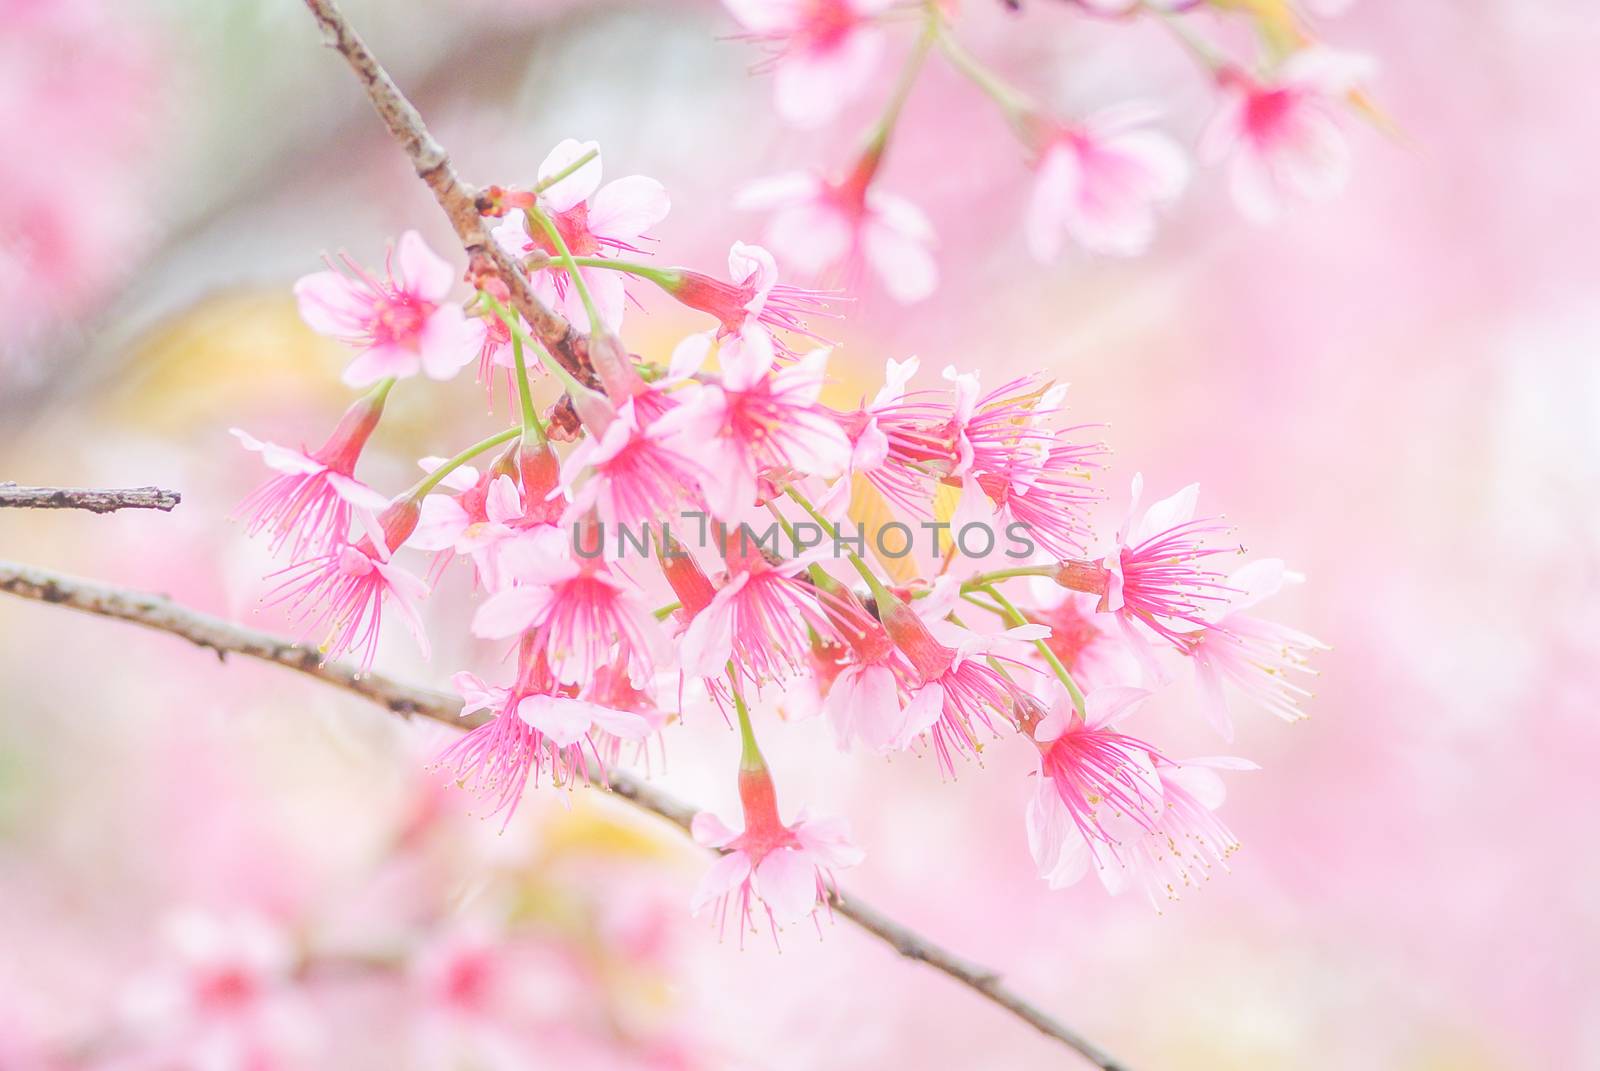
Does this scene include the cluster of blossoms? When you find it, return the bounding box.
[231,1,1347,935]
[234,152,1322,932]
[723,0,1378,301]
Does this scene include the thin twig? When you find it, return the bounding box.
[0,484,181,514]
[0,560,1130,1070]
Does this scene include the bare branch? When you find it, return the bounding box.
[0,483,181,514]
[0,560,1130,1070]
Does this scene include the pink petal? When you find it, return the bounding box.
[470,585,553,639]
[341,343,420,388]
[691,811,742,849]
[394,230,455,300]
[588,175,670,242]
[537,139,602,214]
[772,29,883,128]
[293,271,370,338]
[753,847,820,922]
[690,851,753,915]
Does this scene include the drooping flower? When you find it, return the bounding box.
[690,765,863,942]
[294,230,482,387]
[1200,48,1376,223]
[492,139,670,332]
[1112,755,1256,907]
[1025,104,1190,261]
[231,386,391,561]
[413,447,562,592]
[439,646,654,821]
[877,592,1046,773]
[557,398,706,531]
[1186,558,1327,740]
[265,500,429,674]
[472,524,669,687]
[735,163,937,303]
[659,242,830,364]
[655,335,852,518]
[679,537,863,688]
[1053,476,1238,666]
[722,0,891,128]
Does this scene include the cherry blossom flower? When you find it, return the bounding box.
[1025,105,1190,261]
[690,766,863,941]
[1187,558,1327,740]
[558,398,706,531]
[118,909,311,1069]
[231,388,391,561]
[878,594,1046,772]
[492,139,669,332]
[1023,579,1139,693]
[413,461,559,591]
[472,525,669,686]
[820,618,922,753]
[680,538,860,688]
[1201,48,1376,223]
[1023,685,1255,904]
[440,649,653,819]
[723,0,891,128]
[265,500,429,674]
[1052,476,1238,667]
[735,167,937,302]
[1023,687,1163,891]
[294,230,482,387]
[662,241,830,364]
[655,335,852,518]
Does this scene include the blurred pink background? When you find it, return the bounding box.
[2,1,1596,1067]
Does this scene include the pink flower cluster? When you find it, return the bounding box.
[721,0,1377,303]
[232,115,1326,929]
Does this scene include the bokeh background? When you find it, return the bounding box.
[3,1,1597,1067]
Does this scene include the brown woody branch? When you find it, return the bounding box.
[0,483,181,514]
[0,559,1129,1069]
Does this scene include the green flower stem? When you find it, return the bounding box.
[980,582,1085,712]
[532,147,599,194]
[402,426,522,501]
[863,9,937,153]
[728,670,766,774]
[933,18,1035,139]
[526,205,604,335]
[782,484,898,606]
[478,291,546,445]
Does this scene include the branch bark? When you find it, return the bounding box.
[0,559,1129,1069]
[0,484,181,513]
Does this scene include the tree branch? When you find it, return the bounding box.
[0,560,1129,1069]
[0,483,181,514]
[301,0,597,434]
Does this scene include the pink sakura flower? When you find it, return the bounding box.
[663,241,830,364]
[690,766,863,941]
[878,593,1047,773]
[581,659,673,771]
[680,537,862,688]
[656,334,852,518]
[558,398,706,530]
[1023,685,1256,905]
[735,165,937,303]
[1113,755,1256,906]
[1022,579,1139,694]
[1187,558,1327,740]
[820,616,923,753]
[823,354,939,517]
[1053,476,1238,668]
[1026,105,1189,261]
[439,647,653,820]
[294,230,481,387]
[1024,686,1164,890]
[231,389,390,561]
[723,0,890,128]
[1200,49,1376,223]
[492,139,669,332]
[266,500,429,674]
[119,910,311,1067]
[472,525,669,687]
[413,451,561,591]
